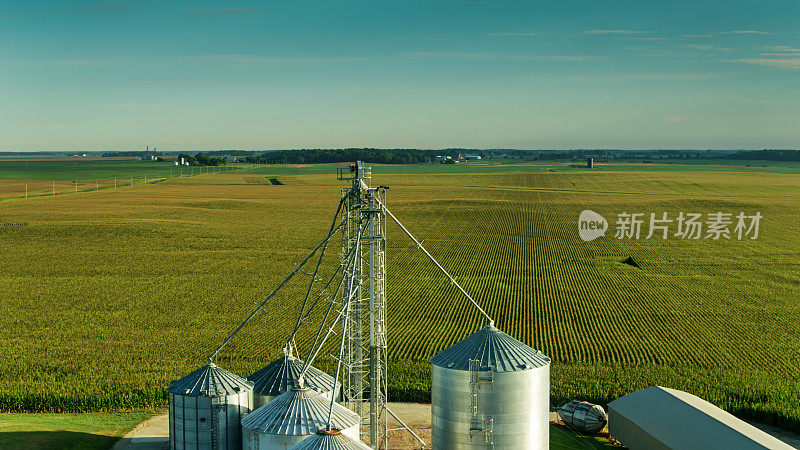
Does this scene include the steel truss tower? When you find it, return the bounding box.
[338,162,388,449]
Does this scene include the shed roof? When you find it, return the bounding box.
[430,325,550,372]
[609,386,793,450]
[167,362,252,398]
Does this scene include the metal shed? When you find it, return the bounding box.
[608,386,793,450]
[430,324,551,449]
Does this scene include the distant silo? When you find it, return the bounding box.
[247,350,340,408]
[288,429,371,450]
[241,386,360,449]
[168,361,254,450]
[588,157,594,169]
[430,324,551,449]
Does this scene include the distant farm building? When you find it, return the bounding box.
[463,154,482,160]
[608,386,793,449]
[436,155,461,164]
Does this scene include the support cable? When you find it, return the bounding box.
[326,271,352,431]
[299,220,365,382]
[298,239,358,363]
[375,198,494,327]
[207,219,346,362]
[284,197,345,352]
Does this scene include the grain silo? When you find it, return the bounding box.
[288,429,371,450]
[241,385,361,449]
[430,324,551,449]
[247,349,340,408]
[168,361,254,450]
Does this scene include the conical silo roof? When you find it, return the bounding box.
[289,429,370,450]
[167,362,253,397]
[248,353,338,397]
[241,387,360,435]
[430,325,550,372]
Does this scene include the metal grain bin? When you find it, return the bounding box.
[168,362,254,450]
[557,400,607,435]
[430,325,551,449]
[248,350,340,409]
[288,429,371,450]
[241,386,361,449]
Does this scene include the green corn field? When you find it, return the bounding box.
[0,164,798,433]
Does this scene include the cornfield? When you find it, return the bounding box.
[0,168,798,432]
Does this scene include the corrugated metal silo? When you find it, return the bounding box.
[241,386,361,449]
[168,362,254,450]
[288,429,371,450]
[247,351,340,408]
[430,325,551,449]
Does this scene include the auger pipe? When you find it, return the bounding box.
[298,223,366,384]
[298,254,360,384]
[284,196,345,352]
[299,221,364,383]
[376,198,494,328]
[207,219,347,362]
[326,276,352,430]
[299,236,360,365]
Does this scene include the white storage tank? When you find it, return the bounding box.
[247,349,340,408]
[168,361,254,450]
[288,429,371,450]
[241,386,361,449]
[430,324,551,449]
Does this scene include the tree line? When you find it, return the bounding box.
[727,150,800,161]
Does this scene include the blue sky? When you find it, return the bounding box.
[1,0,798,151]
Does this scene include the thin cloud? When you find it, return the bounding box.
[55,1,137,14]
[761,45,800,55]
[583,29,646,35]
[665,116,683,123]
[627,37,675,41]
[488,32,545,37]
[719,30,771,35]
[188,8,266,15]
[402,52,601,61]
[728,58,800,69]
[199,54,366,65]
[683,31,771,37]
[684,43,732,52]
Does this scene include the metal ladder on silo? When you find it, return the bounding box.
[469,359,494,448]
